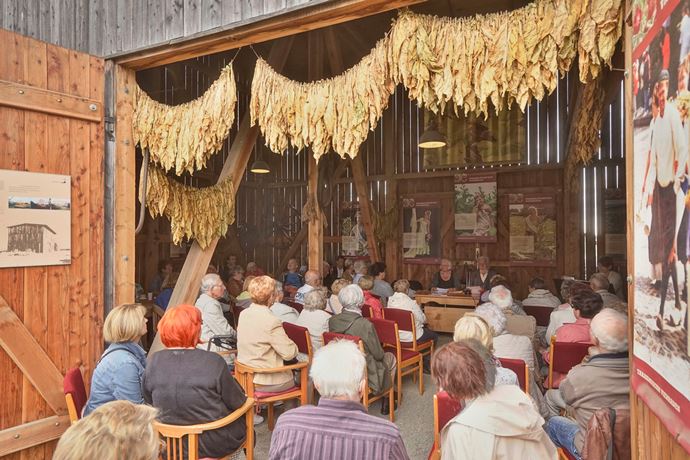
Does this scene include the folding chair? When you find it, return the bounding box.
[497,357,529,393]
[285,300,303,313]
[428,391,463,460]
[322,331,395,422]
[547,336,590,389]
[361,303,372,318]
[63,367,87,424]
[383,307,434,361]
[522,304,553,327]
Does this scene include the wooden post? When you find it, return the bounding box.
[307,155,323,272]
[350,155,381,262]
[383,109,399,279]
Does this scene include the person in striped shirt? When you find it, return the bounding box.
[269,340,410,460]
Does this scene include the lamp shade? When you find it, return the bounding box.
[419,124,447,149]
[250,160,271,174]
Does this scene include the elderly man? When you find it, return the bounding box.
[522,277,561,309]
[589,273,626,310]
[485,285,536,340]
[329,285,397,414]
[544,308,630,460]
[195,273,236,360]
[352,260,368,284]
[295,270,321,305]
[269,340,409,460]
[431,258,463,290]
[467,256,497,292]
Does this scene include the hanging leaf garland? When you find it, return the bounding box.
[142,164,235,249]
[133,63,237,175]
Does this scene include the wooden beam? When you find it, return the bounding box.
[382,108,399,279]
[0,80,102,122]
[0,415,70,457]
[278,226,309,278]
[112,0,426,70]
[308,155,324,272]
[114,64,137,305]
[350,155,381,262]
[0,303,67,415]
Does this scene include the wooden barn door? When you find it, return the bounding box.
[0,30,104,458]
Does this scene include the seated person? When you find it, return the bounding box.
[195,274,237,362]
[432,342,557,459]
[237,276,299,393]
[269,340,410,460]
[342,258,355,281]
[225,267,245,298]
[283,258,304,295]
[546,280,587,342]
[295,269,321,305]
[154,272,178,310]
[54,400,159,460]
[235,275,256,309]
[246,261,265,277]
[352,260,368,284]
[323,260,337,289]
[590,273,627,311]
[149,259,173,295]
[328,278,350,314]
[370,261,394,306]
[296,288,331,349]
[270,281,300,323]
[358,275,384,319]
[597,255,624,299]
[466,256,497,292]
[144,305,249,456]
[329,285,397,414]
[431,258,462,290]
[453,313,518,386]
[522,277,561,309]
[84,304,148,416]
[544,309,629,460]
[220,253,240,282]
[484,286,536,340]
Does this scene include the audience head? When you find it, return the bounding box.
[304,288,328,311]
[568,282,594,303]
[590,308,628,353]
[162,272,179,290]
[321,261,331,278]
[571,290,604,319]
[103,304,147,344]
[287,258,299,272]
[489,274,510,290]
[393,279,410,294]
[226,254,237,266]
[246,262,257,272]
[439,258,453,272]
[590,273,611,292]
[528,277,546,291]
[370,262,387,279]
[206,263,218,275]
[474,303,507,336]
[458,339,497,392]
[242,275,256,292]
[560,279,575,302]
[158,259,173,275]
[274,281,284,302]
[336,256,345,268]
[305,269,322,287]
[248,276,276,306]
[597,256,614,274]
[339,284,365,313]
[158,304,202,348]
[357,275,375,291]
[200,273,225,299]
[353,260,368,275]
[432,341,488,402]
[343,258,354,273]
[230,267,244,281]
[53,400,159,460]
[487,285,513,310]
[477,256,490,272]
[453,313,494,352]
[310,340,366,400]
[331,278,350,295]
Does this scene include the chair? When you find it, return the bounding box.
[428,391,463,460]
[383,307,434,361]
[282,322,313,362]
[548,336,591,389]
[361,303,372,318]
[322,331,395,422]
[285,299,303,313]
[234,360,308,431]
[497,357,529,393]
[231,304,244,329]
[154,397,255,460]
[63,367,87,424]
[522,305,553,327]
[369,318,423,406]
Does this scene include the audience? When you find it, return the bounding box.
[590,273,626,309]
[195,274,236,362]
[220,254,241,282]
[334,255,346,278]
[467,256,497,292]
[453,313,518,386]
[283,258,304,295]
[53,401,159,460]
[370,261,394,306]
[328,278,350,314]
[235,275,256,309]
[323,260,337,289]
[431,258,462,290]
[226,267,245,298]
[545,280,584,342]
[544,309,630,460]
[597,255,624,299]
[296,288,331,349]
[246,261,265,277]
[295,269,321,305]
[269,340,410,460]
[522,277,561,309]
[485,286,536,340]
[352,259,368,284]
[144,305,250,455]
[432,342,557,459]
[270,281,299,323]
[237,276,298,393]
[358,275,384,319]
[149,259,173,295]
[342,258,355,281]
[84,304,148,416]
[329,285,397,414]
[154,272,178,310]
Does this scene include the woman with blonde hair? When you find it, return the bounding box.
[328,278,350,314]
[54,400,159,460]
[83,304,148,416]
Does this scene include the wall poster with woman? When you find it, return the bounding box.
[508,193,556,266]
[454,172,498,242]
[402,197,441,265]
[341,201,368,257]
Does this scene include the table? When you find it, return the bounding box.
[416,293,478,333]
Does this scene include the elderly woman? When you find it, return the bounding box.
[352,259,368,284]
[358,275,384,319]
[432,342,557,459]
[453,313,518,386]
[226,266,245,298]
[237,276,299,393]
[485,286,535,340]
[235,275,256,309]
[84,304,148,415]
[195,273,236,361]
[329,285,397,414]
[328,278,350,314]
[270,281,299,323]
[431,258,462,290]
[296,288,331,349]
[144,304,249,456]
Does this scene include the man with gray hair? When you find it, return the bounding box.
[589,273,626,310]
[329,284,397,415]
[544,308,630,460]
[352,260,368,284]
[486,285,536,341]
[195,273,236,361]
[269,340,409,459]
[295,269,321,305]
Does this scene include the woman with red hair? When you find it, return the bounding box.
[143,304,248,459]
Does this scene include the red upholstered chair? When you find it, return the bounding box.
[322,331,395,422]
[285,300,303,313]
[428,391,463,460]
[547,336,591,389]
[64,367,87,424]
[497,357,529,393]
[231,304,244,329]
[558,448,577,460]
[282,322,313,362]
[369,318,423,406]
[361,304,372,318]
[383,307,434,360]
[522,304,553,327]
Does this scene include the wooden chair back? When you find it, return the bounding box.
[285,300,303,313]
[383,307,415,333]
[548,336,590,388]
[282,322,313,358]
[522,304,553,327]
[361,303,372,318]
[497,357,529,393]
[232,303,244,329]
[428,391,463,460]
[63,367,87,424]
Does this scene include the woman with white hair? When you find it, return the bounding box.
[296,288,331,349]
[352,259,368,284]
[486,285,536,340]
[270,281,299,323]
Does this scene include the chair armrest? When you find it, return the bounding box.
[238,361,308,374]
[176,398,255,432]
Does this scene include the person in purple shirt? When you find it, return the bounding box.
[269,340,410,460]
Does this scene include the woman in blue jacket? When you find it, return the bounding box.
[83,303,148,416]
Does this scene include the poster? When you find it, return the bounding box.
[508,193,556,265]
[422,105,525,169]
[341,201,368,257]
[401,197,441,265]
[0,169,71,268]
[454,172,497,242]
[632,0,690,452]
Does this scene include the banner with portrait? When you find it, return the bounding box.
[631,0,690,452]
[454,172,497,242]
[508,193,556,266]
[401,197,441,265]
[341,201,369,257]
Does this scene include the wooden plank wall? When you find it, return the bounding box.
[632,394,690,460]
[0,30,104,459]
